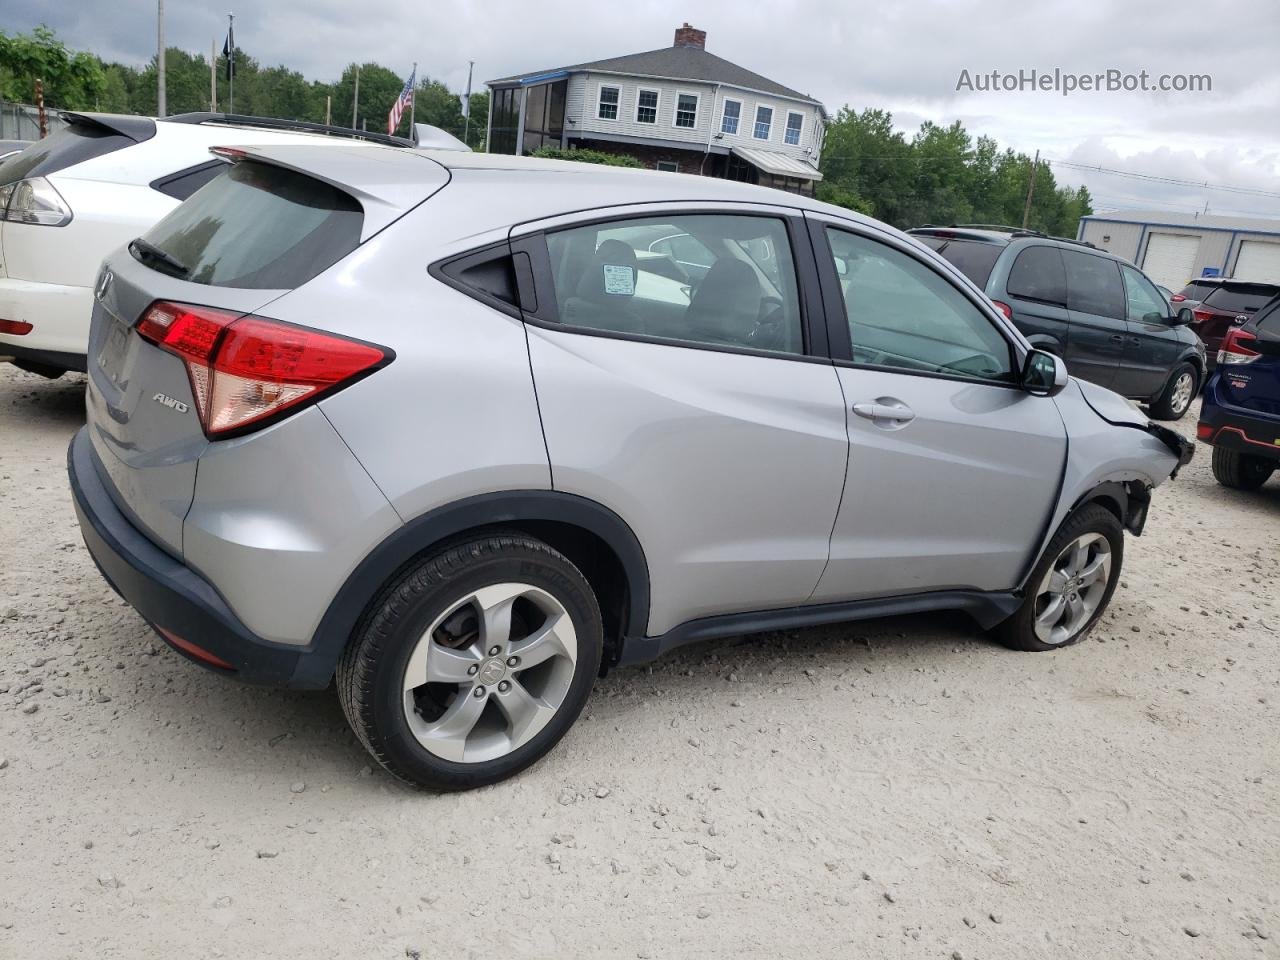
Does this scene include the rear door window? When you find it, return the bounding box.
[134,160,363,289]
[1007,245,1067,305]
[919,238,1003,288]
[1062,250,1125,317]
[543,213,804,355]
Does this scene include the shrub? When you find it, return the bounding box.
[531,146,644,168]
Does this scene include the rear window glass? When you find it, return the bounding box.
[1176,280,1217,299]
[0,124,134,186]
[135,161,363,289]
[1253,297,1280,332]
[1202,285,1279,313]
[920,238,1002,288]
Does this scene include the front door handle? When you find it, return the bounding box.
[1110,334,1125,343]
[852,398,915,428]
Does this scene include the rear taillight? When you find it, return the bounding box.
[1217,328,1259,366]
[991,299,1014,320]
[0,177,72,226]
[1195,423,1215,441]
[136,301,389,437]
[1170,294,1186,302]
[1192,309,1213,324]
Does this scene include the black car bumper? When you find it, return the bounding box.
[1,342,88,375]
[1199,406,1280,463]
[1143,421,1196,477]
[68,427,320,687]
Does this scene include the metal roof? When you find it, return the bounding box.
[731,146,822,181]
[489,44,822,107]
[1083,209,1280,235]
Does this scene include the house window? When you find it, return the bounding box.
[754,105,773,140]
[674,93,698,128]
[656,160,678,172]
[598,85,620,120]
[721,99,741,135]
[784,111,803,146]
[636,89,659,124]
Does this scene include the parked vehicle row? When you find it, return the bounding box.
[910,226,1206,420]
[1176,277,1280,364]
[47,131,1195,789]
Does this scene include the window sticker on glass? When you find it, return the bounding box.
[603,263,635,295]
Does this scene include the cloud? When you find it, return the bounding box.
[9,0,1279,217]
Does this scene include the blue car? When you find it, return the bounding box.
[1198,294,1280,490]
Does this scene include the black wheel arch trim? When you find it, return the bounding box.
[293,490,652,688]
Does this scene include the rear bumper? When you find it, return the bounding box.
[0,341,87,374]
[1199,400,1280,463]
[0,276,93,359]
[68,427,320,687]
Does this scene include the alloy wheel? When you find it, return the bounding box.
[401,582,578,763]
[1169,371,1195,416]
[1033,533,1112,645]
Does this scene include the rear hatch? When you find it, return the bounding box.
[1193,281,1280,349]
[0,114,156,275]
[1216,297,1280,421]
[85,144,448,556]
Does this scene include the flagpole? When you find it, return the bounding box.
[210,37,217,111]
[228,12,235,113]
[351,66,359,129]
[408,62,416,133]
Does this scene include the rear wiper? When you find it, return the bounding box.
[129,237,188,278]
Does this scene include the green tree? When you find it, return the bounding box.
[531,146,643,168]
[0,25,105,109]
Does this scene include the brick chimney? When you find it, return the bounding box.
[673,22,706,49]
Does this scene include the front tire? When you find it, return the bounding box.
[337,531,603,790]
[995,504,1123,652]
[1148,363,1198,421]
[1211,447,1275,490]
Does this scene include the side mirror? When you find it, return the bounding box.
[1173,307,1195,326]
[1022,348,1068,397]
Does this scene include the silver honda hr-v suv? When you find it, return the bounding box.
[69,144,1193,789]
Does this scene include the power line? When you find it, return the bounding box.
[1044,157,1280,200]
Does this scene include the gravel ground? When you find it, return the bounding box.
[1,363,1277,959]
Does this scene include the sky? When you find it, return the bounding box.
[11,0,1280,217]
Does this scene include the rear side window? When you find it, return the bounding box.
[922,238,1003,288]
[0,124,134,186]
[135,161,363,289]
[150,160,228,201]
[1177,280,1216,300]
[1202,285,1278,314]
[1007,246,1067,305]
[1062,250,1125,318]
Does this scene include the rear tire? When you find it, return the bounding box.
[337,531,603,790]
[1148,363,1198,421]
[1211,447,1274,490]
[994,504,1123,652]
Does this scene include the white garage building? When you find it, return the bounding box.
[1077,210,1280,291]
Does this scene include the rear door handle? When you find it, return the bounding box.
[852,398,915,428]
[1110,334,1125,343]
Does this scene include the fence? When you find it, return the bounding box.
[0,101,69,141]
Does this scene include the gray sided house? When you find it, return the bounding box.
[486,23,827,195]
[1078,210,1280,291]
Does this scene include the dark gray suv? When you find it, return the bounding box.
[910,227,1206,420]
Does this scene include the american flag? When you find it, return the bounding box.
[387,69,416,135]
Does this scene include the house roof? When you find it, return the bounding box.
[1083,209,1280,234]
[488,44,822,108]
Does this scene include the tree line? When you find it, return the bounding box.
[1,27,1091,234]
[0,26,488,147]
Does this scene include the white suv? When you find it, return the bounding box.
[0,112,412,378]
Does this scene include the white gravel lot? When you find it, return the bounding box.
[0,363,1277,959]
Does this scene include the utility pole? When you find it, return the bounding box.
[351,66,360,129]
[1021,149,1039,230]
[157,0,167,117]
[227,12,235,113]
[462,59,474,146]
[35,79,47,138]
[210,38,217,111]
[325,95,331,126]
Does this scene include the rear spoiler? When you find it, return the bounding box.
[58,112,157,144]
